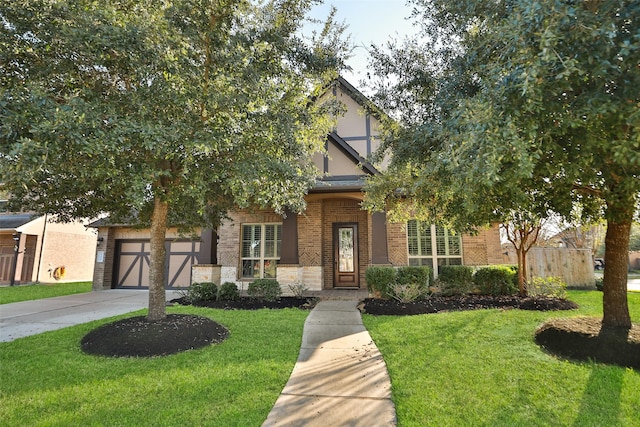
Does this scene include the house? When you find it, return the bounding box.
[91,78,503,292]
[0,212,97,285]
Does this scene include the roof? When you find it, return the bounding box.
[0,214,38,230]
[311,176,367,193]
[333,76,389,123]
[327,132,379,176]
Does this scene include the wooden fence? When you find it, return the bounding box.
[502,247,595,288]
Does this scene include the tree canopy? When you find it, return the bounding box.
[364,0,640,327]
[0,0,349,320]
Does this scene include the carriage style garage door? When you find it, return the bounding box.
[113,240,200,289]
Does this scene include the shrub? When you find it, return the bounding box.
[595,277,604,291]
[288,282,308,298]
[365,266,397,298]
[397,266,432,287]
[474,266,518,296]
[388,283,428,303]
[247,279,282,301]
[528,276,568,298]
[437,265,474,295]
[438,265,474,286]
[186,282,218,303]
[218,282,240,301]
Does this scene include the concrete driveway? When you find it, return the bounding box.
[0,289,181,342]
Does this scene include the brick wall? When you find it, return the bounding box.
[461,224,502,265]
[386,221,408,266]
[321,199,369,289]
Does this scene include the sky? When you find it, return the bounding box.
[307,0,418,89]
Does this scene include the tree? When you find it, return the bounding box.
[502,212,544,296]
[0,0,349,321]
[364,0,639,327]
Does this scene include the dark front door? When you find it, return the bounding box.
[333,223,359,288]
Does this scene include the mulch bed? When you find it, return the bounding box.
[80,314,229,358]
[535,317,640,370]
[172,296,317,310]
[359,295,578,315]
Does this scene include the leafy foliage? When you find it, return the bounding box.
[185,282,218,303]
[365,266,398,298]
[366,266,432,299]
[473,266,518,296]
[396,266,432,287]
[247,279,282,302]
[364,0,639,326]
[527,276,568,299]
[0,0,348,319]
[218,282,240,301]
[437,265,474,296]
[387,283,428,303]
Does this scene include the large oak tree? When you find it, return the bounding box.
[0,0,348,320]
[364,0,639,327]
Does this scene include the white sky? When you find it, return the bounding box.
[308,0,418,89]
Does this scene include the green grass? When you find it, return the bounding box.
[363,290,640,426]
[0,282,92,304]
[0,306,308,426]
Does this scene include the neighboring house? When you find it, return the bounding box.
[91,78,503,292]
[0,211,97,285]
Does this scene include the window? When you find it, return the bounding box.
[407,220,462,275]
[241,223,282,279]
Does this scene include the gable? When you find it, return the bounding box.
[313,78,389,180]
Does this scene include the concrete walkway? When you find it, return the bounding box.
[0,289,180,342]
[262,300,397,427]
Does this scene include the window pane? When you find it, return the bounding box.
[263,259,277,278]
[448,232,461,256]
[338,227,355,272]
[242,225,261,257]
[242,259,260,278]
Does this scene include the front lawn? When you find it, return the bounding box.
[0,282,92,304]
[0,306,307,426]
[363,290,640,426]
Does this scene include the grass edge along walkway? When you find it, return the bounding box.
[0,282,92,304]
[362,290,640,427]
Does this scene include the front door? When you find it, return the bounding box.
[333,223,359,288]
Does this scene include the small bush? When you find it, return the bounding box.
[438,265,474,286]
[397,266,432,287]
[218,282,240,301]
[365,266,397,298]
[186,282,218,303]
[595,277,604,291]
[528,276,568,298]
[474,266,518,296]
[437,265,474,295]
[288,282,308,298]
[247,279,282,301]
[387,283,429,302]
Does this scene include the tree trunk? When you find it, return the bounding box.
[602,220,631,328]
[519,247,528,296]
[147,196,169,322]
[516,247,527,296]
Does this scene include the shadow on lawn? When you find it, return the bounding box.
[573,366,624,426]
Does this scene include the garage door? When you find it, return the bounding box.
[113,240,200,289]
